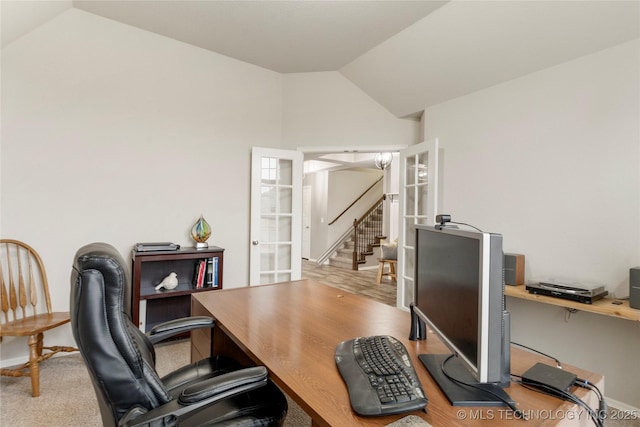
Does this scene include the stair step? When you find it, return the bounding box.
[324,198,385,270]
[336,247,353,257]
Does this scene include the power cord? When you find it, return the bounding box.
[510,341,563,368]
[434,214,484,232]
[575,377,607,426]
[448,221,484,232]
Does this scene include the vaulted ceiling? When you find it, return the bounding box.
[2,0,639,118]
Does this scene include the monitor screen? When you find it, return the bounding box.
[415,230,482,369]
[413,224,510,399]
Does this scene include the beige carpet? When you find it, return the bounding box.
[0,339,310,426]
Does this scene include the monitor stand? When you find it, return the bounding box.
[418,354,514,407]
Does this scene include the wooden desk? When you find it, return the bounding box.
[191,280,603,427]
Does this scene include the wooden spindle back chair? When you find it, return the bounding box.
[0,239,77,397]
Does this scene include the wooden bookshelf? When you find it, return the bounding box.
[131,246,224,333]
[505,284,640,322]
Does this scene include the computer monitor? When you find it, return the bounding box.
[413,224,512,406]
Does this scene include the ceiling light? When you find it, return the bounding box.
[374,152,393,170]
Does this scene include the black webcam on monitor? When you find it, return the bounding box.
[435,214,451,229]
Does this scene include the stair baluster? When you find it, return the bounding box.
[351,197,385,270]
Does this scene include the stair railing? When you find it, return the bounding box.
[352,196,385,270]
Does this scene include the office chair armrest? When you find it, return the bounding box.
[146,316,214,344]
[119,367,270,427]
[179,366,268,404]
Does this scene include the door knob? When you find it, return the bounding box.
[252,240,259,245]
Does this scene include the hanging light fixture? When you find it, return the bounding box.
[374,152,393,170]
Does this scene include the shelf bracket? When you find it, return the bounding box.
[564,308,579,322]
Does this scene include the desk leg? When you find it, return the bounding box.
[191,299,211,363]
[212,327,256,367]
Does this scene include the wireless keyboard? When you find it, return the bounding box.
[335,335,428,416]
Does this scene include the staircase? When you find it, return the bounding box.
[329,200,385,270]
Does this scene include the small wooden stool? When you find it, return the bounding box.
[376,258,397,284]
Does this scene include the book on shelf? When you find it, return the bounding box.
[193,259,206,289]
[214,257,219,287]
[205,257,220,288]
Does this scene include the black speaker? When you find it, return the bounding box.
[630,267,640,309]
[504,253,524,286]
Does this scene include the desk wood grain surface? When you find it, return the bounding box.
[192,279,603,427]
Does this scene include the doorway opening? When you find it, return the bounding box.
[300,148,402,268]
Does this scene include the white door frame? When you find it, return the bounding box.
[397,139,439,310]
[298,145,407,157]
[302,185,312,260]
[250,147,303,286]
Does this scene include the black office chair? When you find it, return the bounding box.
[70,242,287,427]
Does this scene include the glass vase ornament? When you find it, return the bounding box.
[191,215,211,249]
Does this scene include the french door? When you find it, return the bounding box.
[250,147,303,285]
[397,139,439,309]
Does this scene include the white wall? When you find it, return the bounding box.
[1,8,283,360]
[385,153,401,242]
[423,39,640,408]
[327,169,382,236]
[304,171,328,260]
[282,71,419,149]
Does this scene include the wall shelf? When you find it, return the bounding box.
[505,284,640,322]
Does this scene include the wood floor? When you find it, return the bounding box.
[301,260,396,306]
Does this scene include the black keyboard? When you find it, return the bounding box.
[335,335,428,416]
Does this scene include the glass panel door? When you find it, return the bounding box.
[397,139,439,309]
[250,147,303,285]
